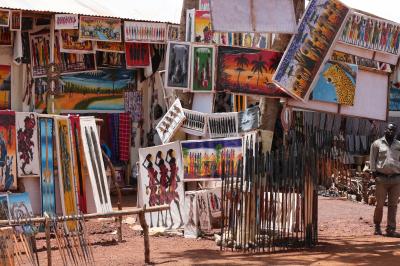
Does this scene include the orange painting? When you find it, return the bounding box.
[0,65,11,109]
[195,10,213,43]
[0,111,17,191]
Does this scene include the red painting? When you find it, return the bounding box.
[216,46,287,97]
[125,43,150,68]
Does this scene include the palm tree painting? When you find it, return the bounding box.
[216,46,286,97]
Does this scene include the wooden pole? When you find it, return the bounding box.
[45,217,52,266]
[138,209,150,264]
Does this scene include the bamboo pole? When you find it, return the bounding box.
[45,217,52,266]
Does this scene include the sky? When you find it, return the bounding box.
[306,0,400,23]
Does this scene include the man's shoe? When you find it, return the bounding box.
[374,224,382,235]
[386,229,400,238]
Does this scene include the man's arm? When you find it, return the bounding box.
[370,141,378,176]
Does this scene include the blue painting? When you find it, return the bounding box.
[7,192,33,220]
[0,194,8,220]
[273,0,349,100]
[311,61,357,106]
[390,86,400,111]
[39,117,56,216]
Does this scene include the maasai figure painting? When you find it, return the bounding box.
[16,113,40,177]
[216,46,286,96]
[190,44,214,92]
[181,137,243,180]
[311,61,358,106]
[207,187,222,218]
[38,116,56,216]
[195,10,213,43]
[59,30,94,53]
[165,41,191,90]
[69,115,87,213]
[197,190,211,232]
[125,43,151,68]
[0,111,16,191]
[0,65,11,109]
[124,21,167,43]
[7,192,33,220]
[79,16,121,42]
[55,117,77,230]
[80,117,112,213]
[273,0,349,100]
[184,192,199,238]
[138,142,186,228]
[35,69,136,112]
[29,29,55,77]
[96,51,126,68]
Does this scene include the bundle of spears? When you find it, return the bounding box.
[219,127,340,253]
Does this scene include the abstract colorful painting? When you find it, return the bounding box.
[216,46,287,97]
[138,142,186,228]
[273,0,349,100]
[10,10,21,31]
[80,117,112,213]
[190,44,214,92]
[0,27,11,46]
[7,192,33,220]
[16,113,40,178]
[181,137,243,180]
[95,41,125,53]
[79,16,121,42]
[165,41,191,90]
[311,61,358,106]
[0,194,8,220]
[59,30,94,53]
[195,10,213,43]
[38,116,56,216]
[35,69,136,111]
[0,9,9,27]
[339,12,400,55]
[55,117,77,230]
[124,21,167,43]
[125,43,151,68]
[0,111,16,191]
[96,51,126,68]
[0,65,11,110]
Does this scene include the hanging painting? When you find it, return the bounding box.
[238,106,260,133]
[167,24,180,41]
[55,117,78,230]
[181,108,207,136]
[207,112,239,138]
[21,32,31,64]
[96,51,126,68]
[35,69,135,112]
[55,14,78,30]
[390,81,400,111]
[125,43,151,68]
[181,137,243,180]
[190,44,214,92]
[216,46,287,97]
[124,21,167,43]
[95,41,125,53]
[59,30,94,53]
[165,41,191,90]
[7,192,33,220]
[29,29,54,78]
[16,112,40,178]
[79,16,121,42]
[195,10,213,43]
[156,98,186,144]
[199,0,210,10]
[185,9,195,42]
[80,117,112,213]
[0,194,8,220]
[69,115,87,214]
[0,111,16,191]
[0,9,9,27]
[138,141,186,228]
[10,10,21,31]
[339,12,400,55]
[38,116,56,216]
[57,51,97,75]
[0,65,11,110]
[273,0,349,100]
[310,61,358,106]
[0,27,12,46]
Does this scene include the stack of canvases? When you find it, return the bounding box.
[0,111,111,221]
[271,0,399,122]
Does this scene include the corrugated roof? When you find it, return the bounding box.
[0,0,183,24]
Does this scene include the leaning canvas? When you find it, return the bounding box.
[138,142,186,229]
[7,192,33,220]
[165,41,191,90]
[16,112,40,178]
[0,111,17,191]
[273,0,349,100]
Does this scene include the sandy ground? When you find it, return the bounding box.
[31,196,400,265]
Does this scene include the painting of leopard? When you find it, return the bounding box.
[322,62,356,105]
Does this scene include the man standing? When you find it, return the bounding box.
[370,122,400,237]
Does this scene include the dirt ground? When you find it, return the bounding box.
[33,196,400,265]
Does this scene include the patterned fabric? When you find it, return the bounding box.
[119,113,131,162]
[124,91,143,123]
[110,114,119,163]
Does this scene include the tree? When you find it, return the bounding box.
[251,55,268,87]
[235,54,249,87]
